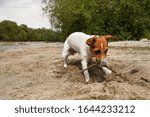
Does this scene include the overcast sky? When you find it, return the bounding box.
[0,0,51,29]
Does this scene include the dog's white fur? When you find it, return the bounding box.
[62,32,111,82]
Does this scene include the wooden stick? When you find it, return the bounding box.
[82,63,98,72]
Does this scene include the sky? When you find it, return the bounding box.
[0,0,51,29]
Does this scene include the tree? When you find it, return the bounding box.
[42,0,150,40]
[0,20,60,41]
[0,20,20,41]
[17,30,27,41]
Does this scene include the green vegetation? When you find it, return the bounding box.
[43,0,150,41]
[0,20,61,42]
[1,0,150,42]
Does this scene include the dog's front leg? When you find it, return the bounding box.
[81,59,90,82]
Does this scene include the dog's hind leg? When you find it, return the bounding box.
[62,41,70,68]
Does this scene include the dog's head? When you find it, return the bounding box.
[86,35,113,67]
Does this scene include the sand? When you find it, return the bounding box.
[0,42,150,99]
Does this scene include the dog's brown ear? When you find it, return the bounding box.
[105,35,113,42]
[86,36,96,46]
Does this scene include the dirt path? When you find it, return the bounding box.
[0,42,150,99]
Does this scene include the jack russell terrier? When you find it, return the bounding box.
[62,32,113,82]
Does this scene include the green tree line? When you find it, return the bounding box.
[0,20,60,42]
[43,0,150,41]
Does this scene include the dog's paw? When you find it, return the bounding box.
[85,79,92,84]
[64,64,67,68]
[102,67,112,75]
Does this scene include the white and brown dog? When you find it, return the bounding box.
[62,32,113,82]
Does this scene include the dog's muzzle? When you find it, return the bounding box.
[101,60,108,67]
[97,59,108,68]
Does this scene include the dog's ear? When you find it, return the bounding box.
[105,35,113,42]
[86,36,96,46]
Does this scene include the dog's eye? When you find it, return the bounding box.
[95,50,101,54]
[105,49,108,53]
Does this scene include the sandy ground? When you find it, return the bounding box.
[0,41,150,100]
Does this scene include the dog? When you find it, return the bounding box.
[62,32,113,82]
